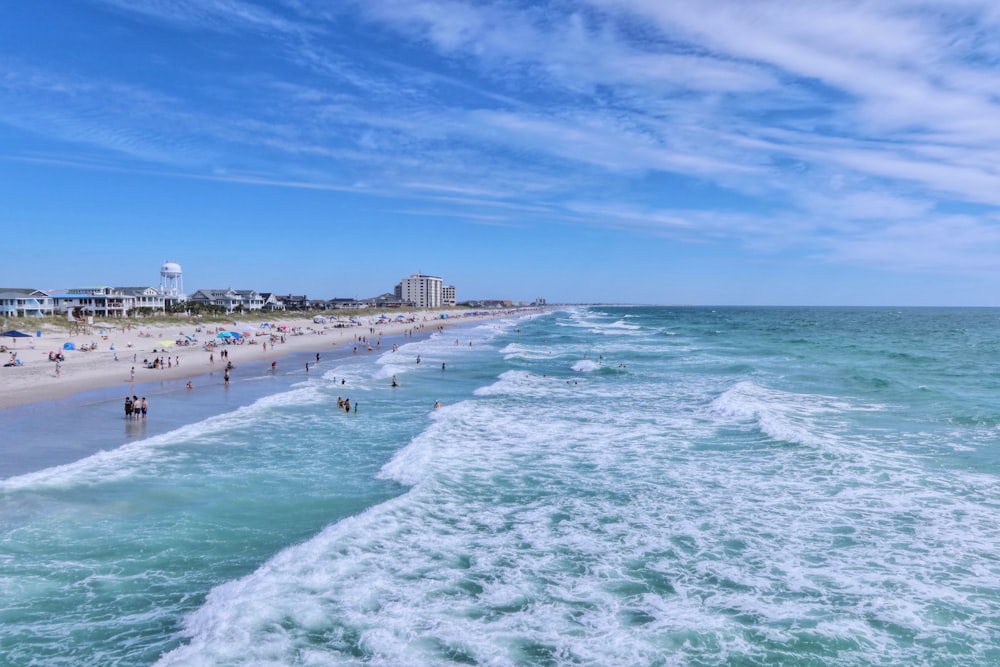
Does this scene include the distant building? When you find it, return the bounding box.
[0,289,54,318]
[259,293,285,312]
[274,294,310,310]
[53,287,133,318]
[117,286,166,312]
[326,297,364,309]
[234,290,264,311]
[189,289,245,313]
[443,285,456,307]
[395,273,443,309]
[374,292,411,308]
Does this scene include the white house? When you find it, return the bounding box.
[116,286,166,312]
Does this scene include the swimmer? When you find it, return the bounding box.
[433,400,443,409]
[186,381,193,389]
[391,375,398,387]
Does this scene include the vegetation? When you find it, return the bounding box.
[3,305,478,336]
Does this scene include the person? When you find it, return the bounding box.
[124,396,133,419]
[433,400,443,409]
[140,397,148,418]
[416,354,421,364]
[354,402,358,414]
[271,361,276,371]
[316,352,320,363]
[133,396,140,421]
[305,362,309,373]
[337,396,343,408]
[441,363,446,371]
[391,375,398,387]
[55,361,61,377]
[186,381,193,389]
[224,369,230,385]
[344,398,350,413]
[130,366,136,382]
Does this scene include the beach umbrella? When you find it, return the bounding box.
[216,331,234,339]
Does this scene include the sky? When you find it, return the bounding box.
[2,1,1000,305]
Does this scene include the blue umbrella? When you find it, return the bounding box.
[1,330,31,345]
[216,331,234,339]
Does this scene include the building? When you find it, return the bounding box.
[395,273,443,309]
[442,285,456,307]
[0,289,54,318]
[259,293,285,312]
[234,290,264,311]
[116,286,166,312]
[53,287,134,319]
[189,289,246,313]
[274,294,310,310]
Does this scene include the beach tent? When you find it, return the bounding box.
[260,323,271,328]
[1,330,32,340]
[63,342,76,350]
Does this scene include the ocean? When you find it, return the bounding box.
[2,306,999,666]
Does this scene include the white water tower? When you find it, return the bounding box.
[159,260,185,300]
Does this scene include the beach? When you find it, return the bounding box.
[0,309,515,410]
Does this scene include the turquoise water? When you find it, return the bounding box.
[2,307,1000,665]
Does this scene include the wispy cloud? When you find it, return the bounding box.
[4,0,1000,281]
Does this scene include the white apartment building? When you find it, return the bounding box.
[443,285,456,307]
[396,273,443,308]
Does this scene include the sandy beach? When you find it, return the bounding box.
[0,309,520,410]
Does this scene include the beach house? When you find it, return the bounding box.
[0,289,55,318]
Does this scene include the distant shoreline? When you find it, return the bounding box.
[0,308,537,411]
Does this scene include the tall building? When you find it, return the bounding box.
[396,273,443,308]
[443,285,456,306]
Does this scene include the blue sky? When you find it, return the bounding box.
[2,1,1000,305]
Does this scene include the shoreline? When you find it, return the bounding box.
[0,309,529,412]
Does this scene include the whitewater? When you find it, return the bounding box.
[2,306,999,665]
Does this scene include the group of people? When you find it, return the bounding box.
[144,356,179,369]
[336,396,356,413]
[124,395,147,420]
